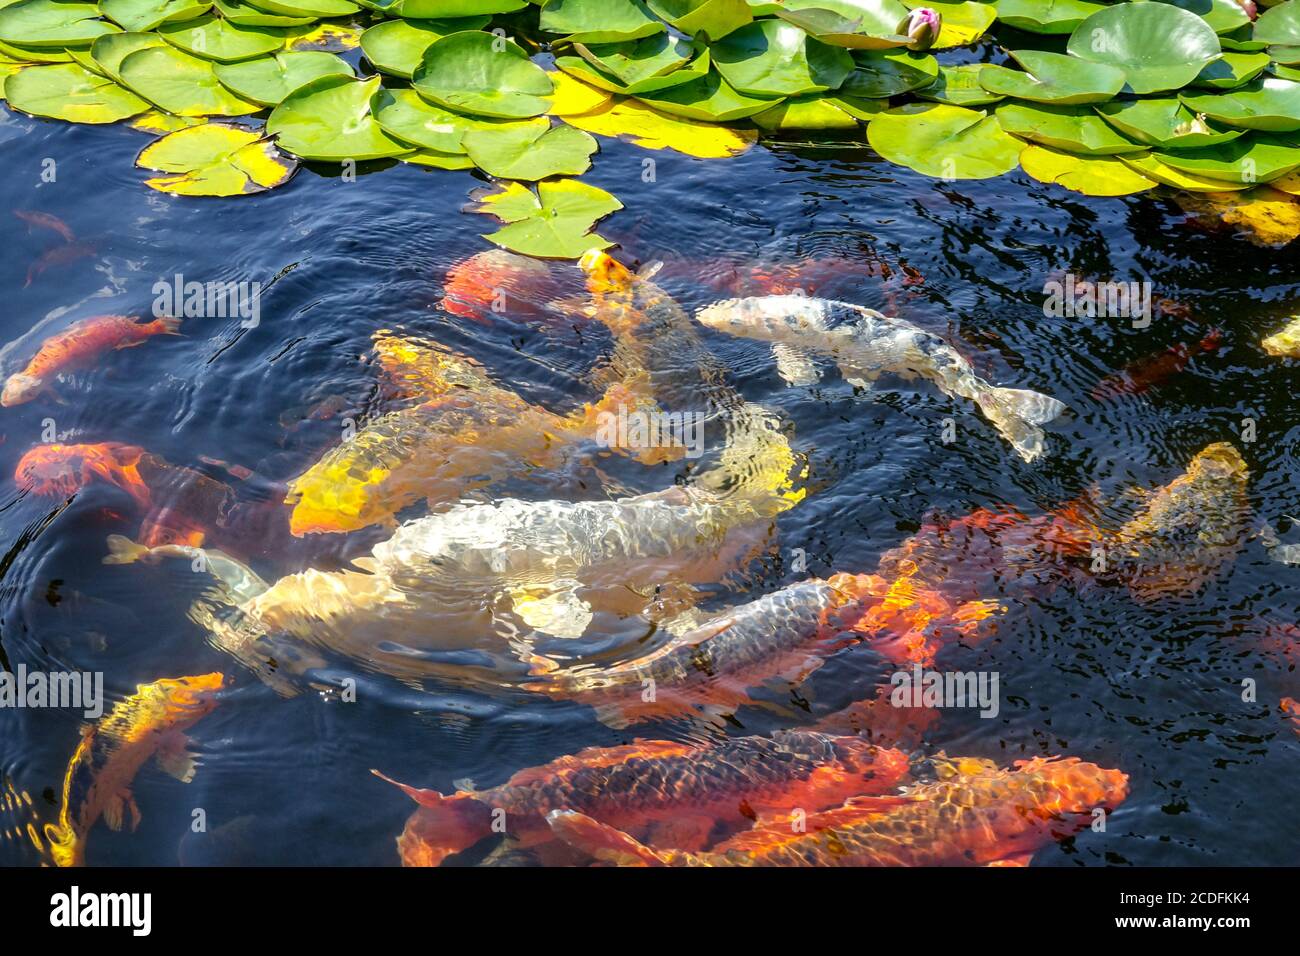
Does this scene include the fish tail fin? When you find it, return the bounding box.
[154,315,182,335]
[373,771,494,866]
[545,810,670,866]
[103,534,148,565]
[978,386,1067,463]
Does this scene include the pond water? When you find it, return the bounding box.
[0,71,1297,866]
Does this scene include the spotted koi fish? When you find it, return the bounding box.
[374,732,911,866]
[2,315,181,406]
[548,754,1128,867]
[1262,316,1300,358]
[441,249,560,325]
[43,673,223,867]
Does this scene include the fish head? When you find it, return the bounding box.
[442,249,551,324]
[1,373,43,406]
[578,249,636,297]
[285,457,394,536]
[372,331,487,400]
[157,672,226,718]
[1012,756,1130,815]
[1187,441,1248,485]
[836,740,913,787]
[15,443,94,496]
[139,511,207,549]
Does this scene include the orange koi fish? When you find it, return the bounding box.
[14,209,75,243]
[1283,698,1299,738]
[375,733,910,867]
[23,241,96,288]
[2,314,181,406]
[1090,330,1223,401]
[15,442,153,507]
[43,673,224,867]
[441,249,561,325]
[548,754,1129,867]
[524,572,1003,728]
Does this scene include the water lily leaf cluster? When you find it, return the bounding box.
[5,0,1300,250]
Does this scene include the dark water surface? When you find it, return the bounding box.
[0,78,1298,866]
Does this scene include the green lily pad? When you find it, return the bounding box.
[118,43,261,114]
[359,17,486,78]
[828,93,887,119]
[214,49,350,105]
[773,0,912,50]
[1192,50,1271,89]
[157,15,285,63]
[1019,143,1157,195]
[0,1,120,48]
[1182,77,1300,131]
[979,50,1126,104]
[555,49,709,95]
[90,30,165,80]
[538,0,664,43]
[371,85,476,151]
[469,178,622,258]
[213,0,316,26]
[867,101,1022,178]
[240,0,357,16]
[4,60,147,119]
[66,45,102,74]
[633,66,781,118]
[136,121,298,194]
[1154,0,1251,35]
[1066,3,1222,95]
[644,0,752,39]
[574,33,692,87]
[711,19,854,96]
[1253,0,1300,60]
[912,1,997,49]
[752,91,861,128]
[380,0,524,13]
[101,0,210,32]
[839,47,936,97]
[1156,134,1300,183]
[1096,96,1246,147]
[462,121,598,179]
[0,37,72,60]
[413,30,554,118]
[1119,150,1246,191]
[268,74,413,160]
[917,62,1003,106]
[992,0,1106,34]
[401,148,474,168]
[996,101,1145,155]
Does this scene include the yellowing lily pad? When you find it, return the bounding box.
[1175,186,1300,246]
[909,1,996,49]
[562,95,756,155]
[546,69,612,116]
[4,60,148,120]
[469,177,622,258]
[1119,151,1246,192]
[1019,143,1157,195]
[136,120,298,194]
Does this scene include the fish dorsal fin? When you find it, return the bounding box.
[506,740,696,787]
[637,260,664,281]
[771,343,821,387]
[371,769,452,807]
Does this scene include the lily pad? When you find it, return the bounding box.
[156,14,285,63]
[773,0,912,50]
[1066,3,1222,95]
[996,101,1145,155]
[462,121,598,180]
[562,94,758,152]
[267,74,414,159]
[910,1,996,49]
[1253,0,1300,59]
[633,67,777,119]
[0,37,72,60]
[752,91,861,128]
[282,21,360,51]
[412,30,554,118]
[1181,78,1300,131]
[840,47,937,97]
[90,30,165,80]
[359,17,487,78]
[711,19,854,96]
[118,43,261,114]
[992,0,1106,34]
[1192,50,1271,89]
[240,0,357,15]
[214,49,350,105]
[867,102,1022,178]
[401,148,474,168]
[978,50,1126,105]
[136,121,298,194]
[101,0,210,32]
[4,60,148,119]
[917,62,1003,106]
[644,0,752,39]
[469,177,622,258]
[371,85,473,151]
[1154,0,1251,35]
[213,0,316,26]
[1156,134,1300,183]
[1119,151,1246,191]
[546,68,612,115]
[554,49,708,95]
[538,0,664,44]
[1096,96,1246,147]
[574,33,693,88]
[0,1,120,48]
[1019,143,1157,195]
[385,0,525,14]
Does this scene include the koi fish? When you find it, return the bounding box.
[14,209,75,243]
[523,571,1003,728]
[42,673,223,867]
[1090,330,1223,401]
[2,314,181,406]
[441,249,558,325]
[547,754,1128,867]
[284,332,678,536]
[695,295,1067,462]
[1107,442,1249,601]
[374,733,911,866]
[1283,697,1299,738]
[15,442,153,507]
[1261,316,1300,358]
[682,253,914,299]
[23,241,96,288]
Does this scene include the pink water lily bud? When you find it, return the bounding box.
[1236,0,1257,19]
[901,7,941,50]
